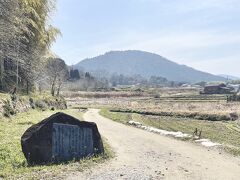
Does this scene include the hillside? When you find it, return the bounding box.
[218,74,240,80]
[74,50,226,82]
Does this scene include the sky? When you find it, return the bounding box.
[51,0,240,77]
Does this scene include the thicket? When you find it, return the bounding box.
[227,94,240,102]
[0,0,62,95]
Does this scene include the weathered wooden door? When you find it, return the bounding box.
[52,123,94,161]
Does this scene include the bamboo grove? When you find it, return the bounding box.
[0,0,61,94]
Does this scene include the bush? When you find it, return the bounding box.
[153,94,160,98]
[229,112,239,121]
[227,94,240,102]
[29,98,35,109]
[10,94,18,110]
[3,100,16,117]
[43,97,67,110]
[35,100,48,111]
[30,96,67,111]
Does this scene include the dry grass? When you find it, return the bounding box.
[63,90,147,98]
[67,94,240,121]
[65,88,240,155]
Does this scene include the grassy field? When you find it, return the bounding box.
[65,88,240,156]
[0,109,113,180]
[100,109,240,156]
[66,88,240,122]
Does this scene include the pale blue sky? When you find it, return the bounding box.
[52,0,240,76]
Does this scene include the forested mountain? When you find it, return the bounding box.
[75,50,226,83]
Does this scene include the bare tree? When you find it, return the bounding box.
[46,58,68,96]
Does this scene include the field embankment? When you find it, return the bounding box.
[0,93,67,118]
[109,108,238,121]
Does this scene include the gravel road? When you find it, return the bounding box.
[68,109,240,180]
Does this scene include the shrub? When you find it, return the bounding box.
[10,94,18,110]
[35,100,48,111]
[3,100,16,117]
[43,97,67,110]
[29,98,35,109]
[227,94,240,102]
[153,94,160,98]
[229,112,239,121]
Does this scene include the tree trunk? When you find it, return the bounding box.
[51,76,57,96]
[26,80,29,95]
[56,86,60,97]
[39,83,42,94]
[56,79,62,97]
[51,83,55,96]
[0,55,5,91]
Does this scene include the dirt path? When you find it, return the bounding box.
[68,109,240,180]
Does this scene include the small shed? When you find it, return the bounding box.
[21,112,104,165]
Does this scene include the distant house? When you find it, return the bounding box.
[181,84,191,88]
[201,83,234,94]
[227,84,240,93]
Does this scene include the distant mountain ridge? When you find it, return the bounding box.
[74,50,226,82]
[218,74,240,81]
